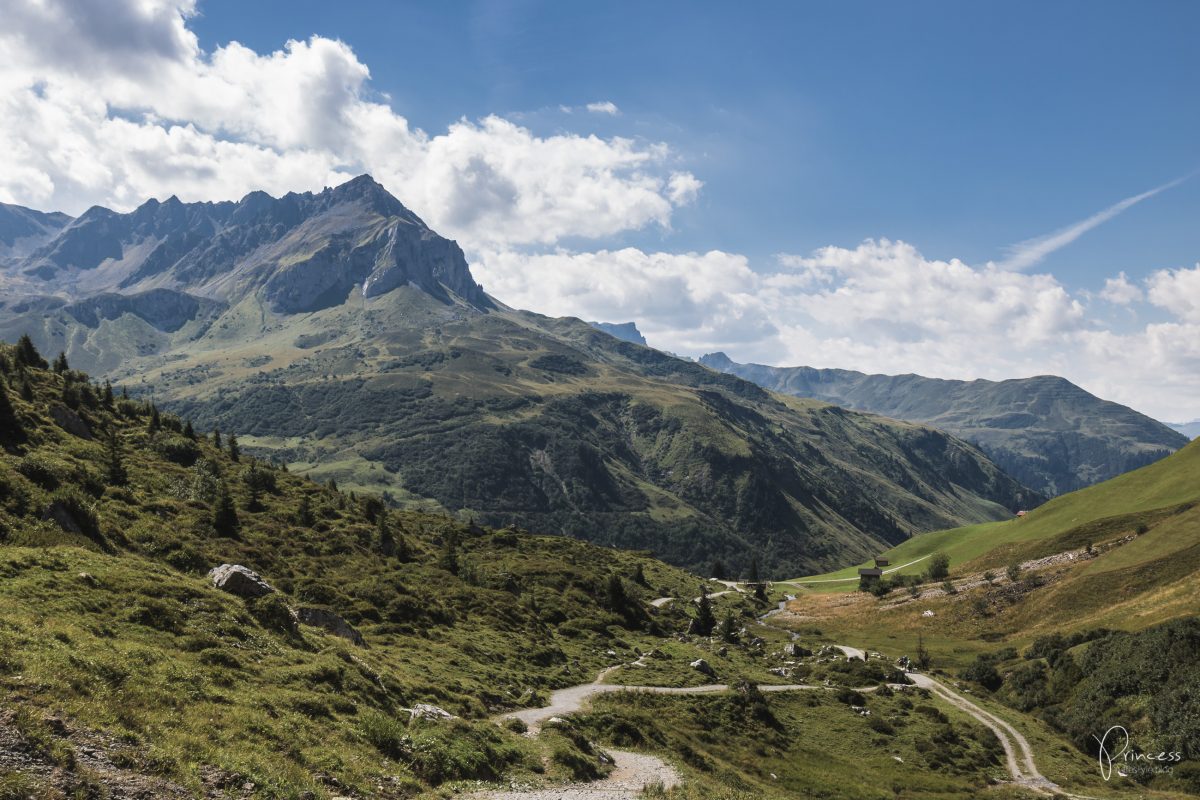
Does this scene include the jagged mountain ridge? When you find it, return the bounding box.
[7,175,488,313]
[700,352,1187,496]
[0,177,1037,576]
[0,202,72,259]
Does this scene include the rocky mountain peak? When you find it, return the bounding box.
[5,176,490,314]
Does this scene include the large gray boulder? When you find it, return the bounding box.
[208,564,274,598]
[297,607,366,647]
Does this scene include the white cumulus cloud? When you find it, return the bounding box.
[586,101,620,115]
[1099,271,1144,305]
[1146,264,1200,323]
[0,0,697,248]
[477,240,1200,421]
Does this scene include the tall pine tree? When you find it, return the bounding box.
[14,335,47,369]
[0,378,24,449]
[693,585,716,636]
[104,424,128,486]
[212,484,240,537]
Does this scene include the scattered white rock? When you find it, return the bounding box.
[409,704,456,721]
[208,564,274,598]
[922,609,935,617]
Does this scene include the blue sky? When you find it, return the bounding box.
[190,0,1200,293]
[2,0,1198,419]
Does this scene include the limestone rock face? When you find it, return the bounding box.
[207,564,274,598]
[690,658,716,678]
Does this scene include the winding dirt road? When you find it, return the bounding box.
[479,583,1068,799]
[906,671,1062,794]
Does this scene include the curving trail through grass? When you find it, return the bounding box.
[478,582,1077,799]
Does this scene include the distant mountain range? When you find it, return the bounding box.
[0,177,1039,576]
[1169,420,1200,440]
[700,352,1188,496]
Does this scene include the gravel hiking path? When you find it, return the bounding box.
[833,644,866,661]
[476,748,679,799]
[482,582,1074,799]
[906,671,1071,795]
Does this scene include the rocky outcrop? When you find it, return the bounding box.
[65,290,222,333]
[207,564,274,598]
[408,704,456,721]
[588,321,647,346]
[296,607,365,647]
[49,404,92,439]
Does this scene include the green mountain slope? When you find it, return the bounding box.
[701,352,1187,496]
[0,343,1056,800]
[0,180,1038,577]
[0,340,713,795]
[795,436,1200,589]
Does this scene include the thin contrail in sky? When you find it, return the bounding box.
[999,172,1194,271]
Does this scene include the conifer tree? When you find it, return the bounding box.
[710,559,727,581]
[297,494,314,527]
[377,510,395,556]
[14,335,47,369]
[719,609,739,643]
[0,379,23,449]
[605,574,629,614]
[694,586,716,637]
[104,424,128,486]
[245,477,263,512]
[183,419,195,439]
[20,376,33,402]
[60,374,80,409]
[102,380,114,408]
[212,484,240,537]
[212,428,222,449]
[52,352,69,374]
[148,404,162,433]
[440,529,460,575]
[228,433,240,462]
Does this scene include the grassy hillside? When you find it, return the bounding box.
[793,437,1200,589]
[1,343,1185,799]
[0,180,1037,578]
[702,352,1187,496]
[772,442,1200,796]
[0,341,728,797]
